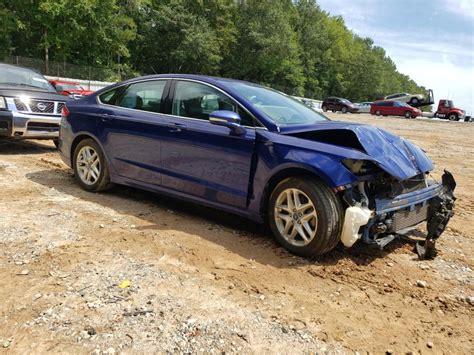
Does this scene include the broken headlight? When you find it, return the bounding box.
[342,159,379,176]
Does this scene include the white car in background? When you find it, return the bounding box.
[384,93,425,106]
[355,102,372,113]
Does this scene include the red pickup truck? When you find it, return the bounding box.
[49,80,94,99]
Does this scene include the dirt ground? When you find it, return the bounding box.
[0,113,472,354]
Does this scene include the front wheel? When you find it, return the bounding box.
[404,111,411,118]
[448,113,458,121]
[268,177,343,257]
[73,138,113,192]
[341,106,348,114]
[322,105,328,112]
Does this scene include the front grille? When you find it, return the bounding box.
[14,99,28,111]
[390,204,429,232]
[13,98,65,115]
[27,122,59,132]
[30,100,55,113]
[57,102,65,114]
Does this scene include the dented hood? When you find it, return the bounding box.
[281,122,434,181]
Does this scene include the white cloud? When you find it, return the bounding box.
[441,0,474,19]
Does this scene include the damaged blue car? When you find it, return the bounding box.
[59,75,455,259]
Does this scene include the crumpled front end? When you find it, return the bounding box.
[340,169,456,259]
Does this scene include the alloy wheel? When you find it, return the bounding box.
[274,188,318,247]
[76,146,101,185]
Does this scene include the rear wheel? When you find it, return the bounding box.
[410,97,419,105]
[404,111,411,118]
[268,177,343,257]
[375,110,381,116]
[73,138,113,192]
[448,113,458,121]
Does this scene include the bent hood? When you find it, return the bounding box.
[282,122,433,181]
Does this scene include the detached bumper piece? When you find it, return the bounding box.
[416,170,456,259]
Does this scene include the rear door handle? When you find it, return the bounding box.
[169,123,187,132]
[100,113,115,122]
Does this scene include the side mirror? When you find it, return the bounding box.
[209,110,246,135]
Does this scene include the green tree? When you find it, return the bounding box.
[224,0,305,95]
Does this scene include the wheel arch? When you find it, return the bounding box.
[259,165,336,218]
[69,133,111,171]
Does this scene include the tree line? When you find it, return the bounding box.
[0,0,428,102]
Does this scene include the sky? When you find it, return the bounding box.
[317,0,474,115]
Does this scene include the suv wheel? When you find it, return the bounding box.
[341,106,348,114]
[268,177,343,257]
[322,105,328,112]
[73,138,113,192]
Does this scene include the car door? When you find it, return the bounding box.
[97,79,170,185]
[381,102,391,115]
[160,79,256,208]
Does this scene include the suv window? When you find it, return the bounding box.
[116,80,167,113]
[172,80,255,126]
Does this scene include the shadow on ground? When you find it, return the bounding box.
[26,167,420,269]
[0,139,56,155]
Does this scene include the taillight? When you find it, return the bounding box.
[62,105,70,118]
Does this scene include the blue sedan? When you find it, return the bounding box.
[59,74,455,258]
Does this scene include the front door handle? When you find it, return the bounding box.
[169,123,187,132]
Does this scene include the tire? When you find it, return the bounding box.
[448,113,457,121]
[52,138,59,149]
[410,97,419,105]
[268,177,344,257]
[322,105,327,112]
[375,110,381,116]
[332,109,336,113]
[404,111,411,118]
[341,106,348,114]
[73,138,113,192]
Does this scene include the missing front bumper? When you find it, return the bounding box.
[342,171,456,258]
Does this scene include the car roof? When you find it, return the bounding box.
[115,73,255,89]
[49,79,79,85]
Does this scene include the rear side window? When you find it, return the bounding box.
[116,80,167,113]
[99,87,123,105]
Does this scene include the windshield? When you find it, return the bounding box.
[340,98,352,104]
[396,101,409,107]
[0,65,55,91]
[57,83,84,91]
[230,82,328,126]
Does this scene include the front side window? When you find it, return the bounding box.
[116,80,167,113]
[172,81,255,126]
